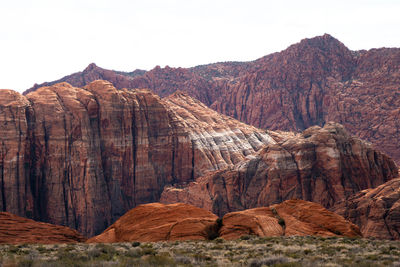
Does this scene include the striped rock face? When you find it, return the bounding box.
[0,81,272,237]
[161,123,398,216]
[0,212,85,244]
[333,178,400,240]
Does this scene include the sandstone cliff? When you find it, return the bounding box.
[0,212,85,244]
[333,178,400,240]
[0,81,272,237]
[161,123,398,216]
[24,34,400,165]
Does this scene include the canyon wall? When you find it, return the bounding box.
[24,34,400,164]
[0,81,272,237]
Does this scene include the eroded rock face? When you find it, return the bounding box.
[0,81,272,237]
[0,212,85,244]
[333,178,400,240]
[161,123,398,216]
[24,35,400,165]
[87,203,218,243]
[220,200,361,240]
[88,201,360,242]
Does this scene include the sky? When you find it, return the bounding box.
[1,0,399,93]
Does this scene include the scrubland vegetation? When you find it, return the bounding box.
[1,236,400,266]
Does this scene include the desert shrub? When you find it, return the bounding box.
[144,254,175,266]
[240,235,255,241]
[17,258,34,267]
[87,248,101,258]
[249,255,290,267]
[142,247,156,256]
[131,241,141,247]
[125,247,143,258]
[205,218,223,240]
[174,255,192,264]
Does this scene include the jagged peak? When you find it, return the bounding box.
[296,33,348,51]
[83,63,101,72]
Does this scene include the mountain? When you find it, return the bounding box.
[2,79,399,239]
[161,122,398,216]
[88,200,361,243]
[24,34,400,165]
[0,81,272,237]
[0,212,85,244]
[333,177,400,240]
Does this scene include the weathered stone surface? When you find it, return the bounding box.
[0,81,272,237]
[161,123,398,216]
[333,177,400,240]
[24,35,400,165]
[0,212,85,244]
[88,201,360,242]
[0,90,32,217]
[220,200,361,240]
[87,203,218,243]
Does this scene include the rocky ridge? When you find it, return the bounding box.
[88,200,361,243]
[87,203,218,243]
[333,177,400,240]
[0,212,85,244]
[24,34,400,164]
[0,81,272,237]
[161,123,398,216]
[220,200,361,240]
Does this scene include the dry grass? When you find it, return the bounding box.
[0,236,399,266]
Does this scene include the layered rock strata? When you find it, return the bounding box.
[220,200,361,240]
[25,35,400,165]
[161,123,398,216]
[87,203,218,243]
[0,212,85,244]
[88,201,361,243]
[0,81,272,237]
[333,178,400,240]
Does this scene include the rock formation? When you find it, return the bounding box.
[88,201,361,243]
[0,212,85,244]
[24,34,400,165]
[220,200,361,240]
[0,81,272,237]
[333,177,400,240]
[161,122,398,216]
[87,203,218,243]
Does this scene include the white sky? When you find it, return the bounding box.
[1,0,399,92]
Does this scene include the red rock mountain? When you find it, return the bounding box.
[0,81,272,237]
[24,34,400,165]
[0,212,85,244]
[88,200,361,243]
[161,123,398,216]
[333,177,400,240]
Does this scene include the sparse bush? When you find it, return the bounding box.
[132,241,141,247]
[204,218,223,240]
[249,255,289,267]
[278,218,286,227]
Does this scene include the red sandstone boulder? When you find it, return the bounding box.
[0,212,85,244]
[220,200,361,240]
[87,203,218,243]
